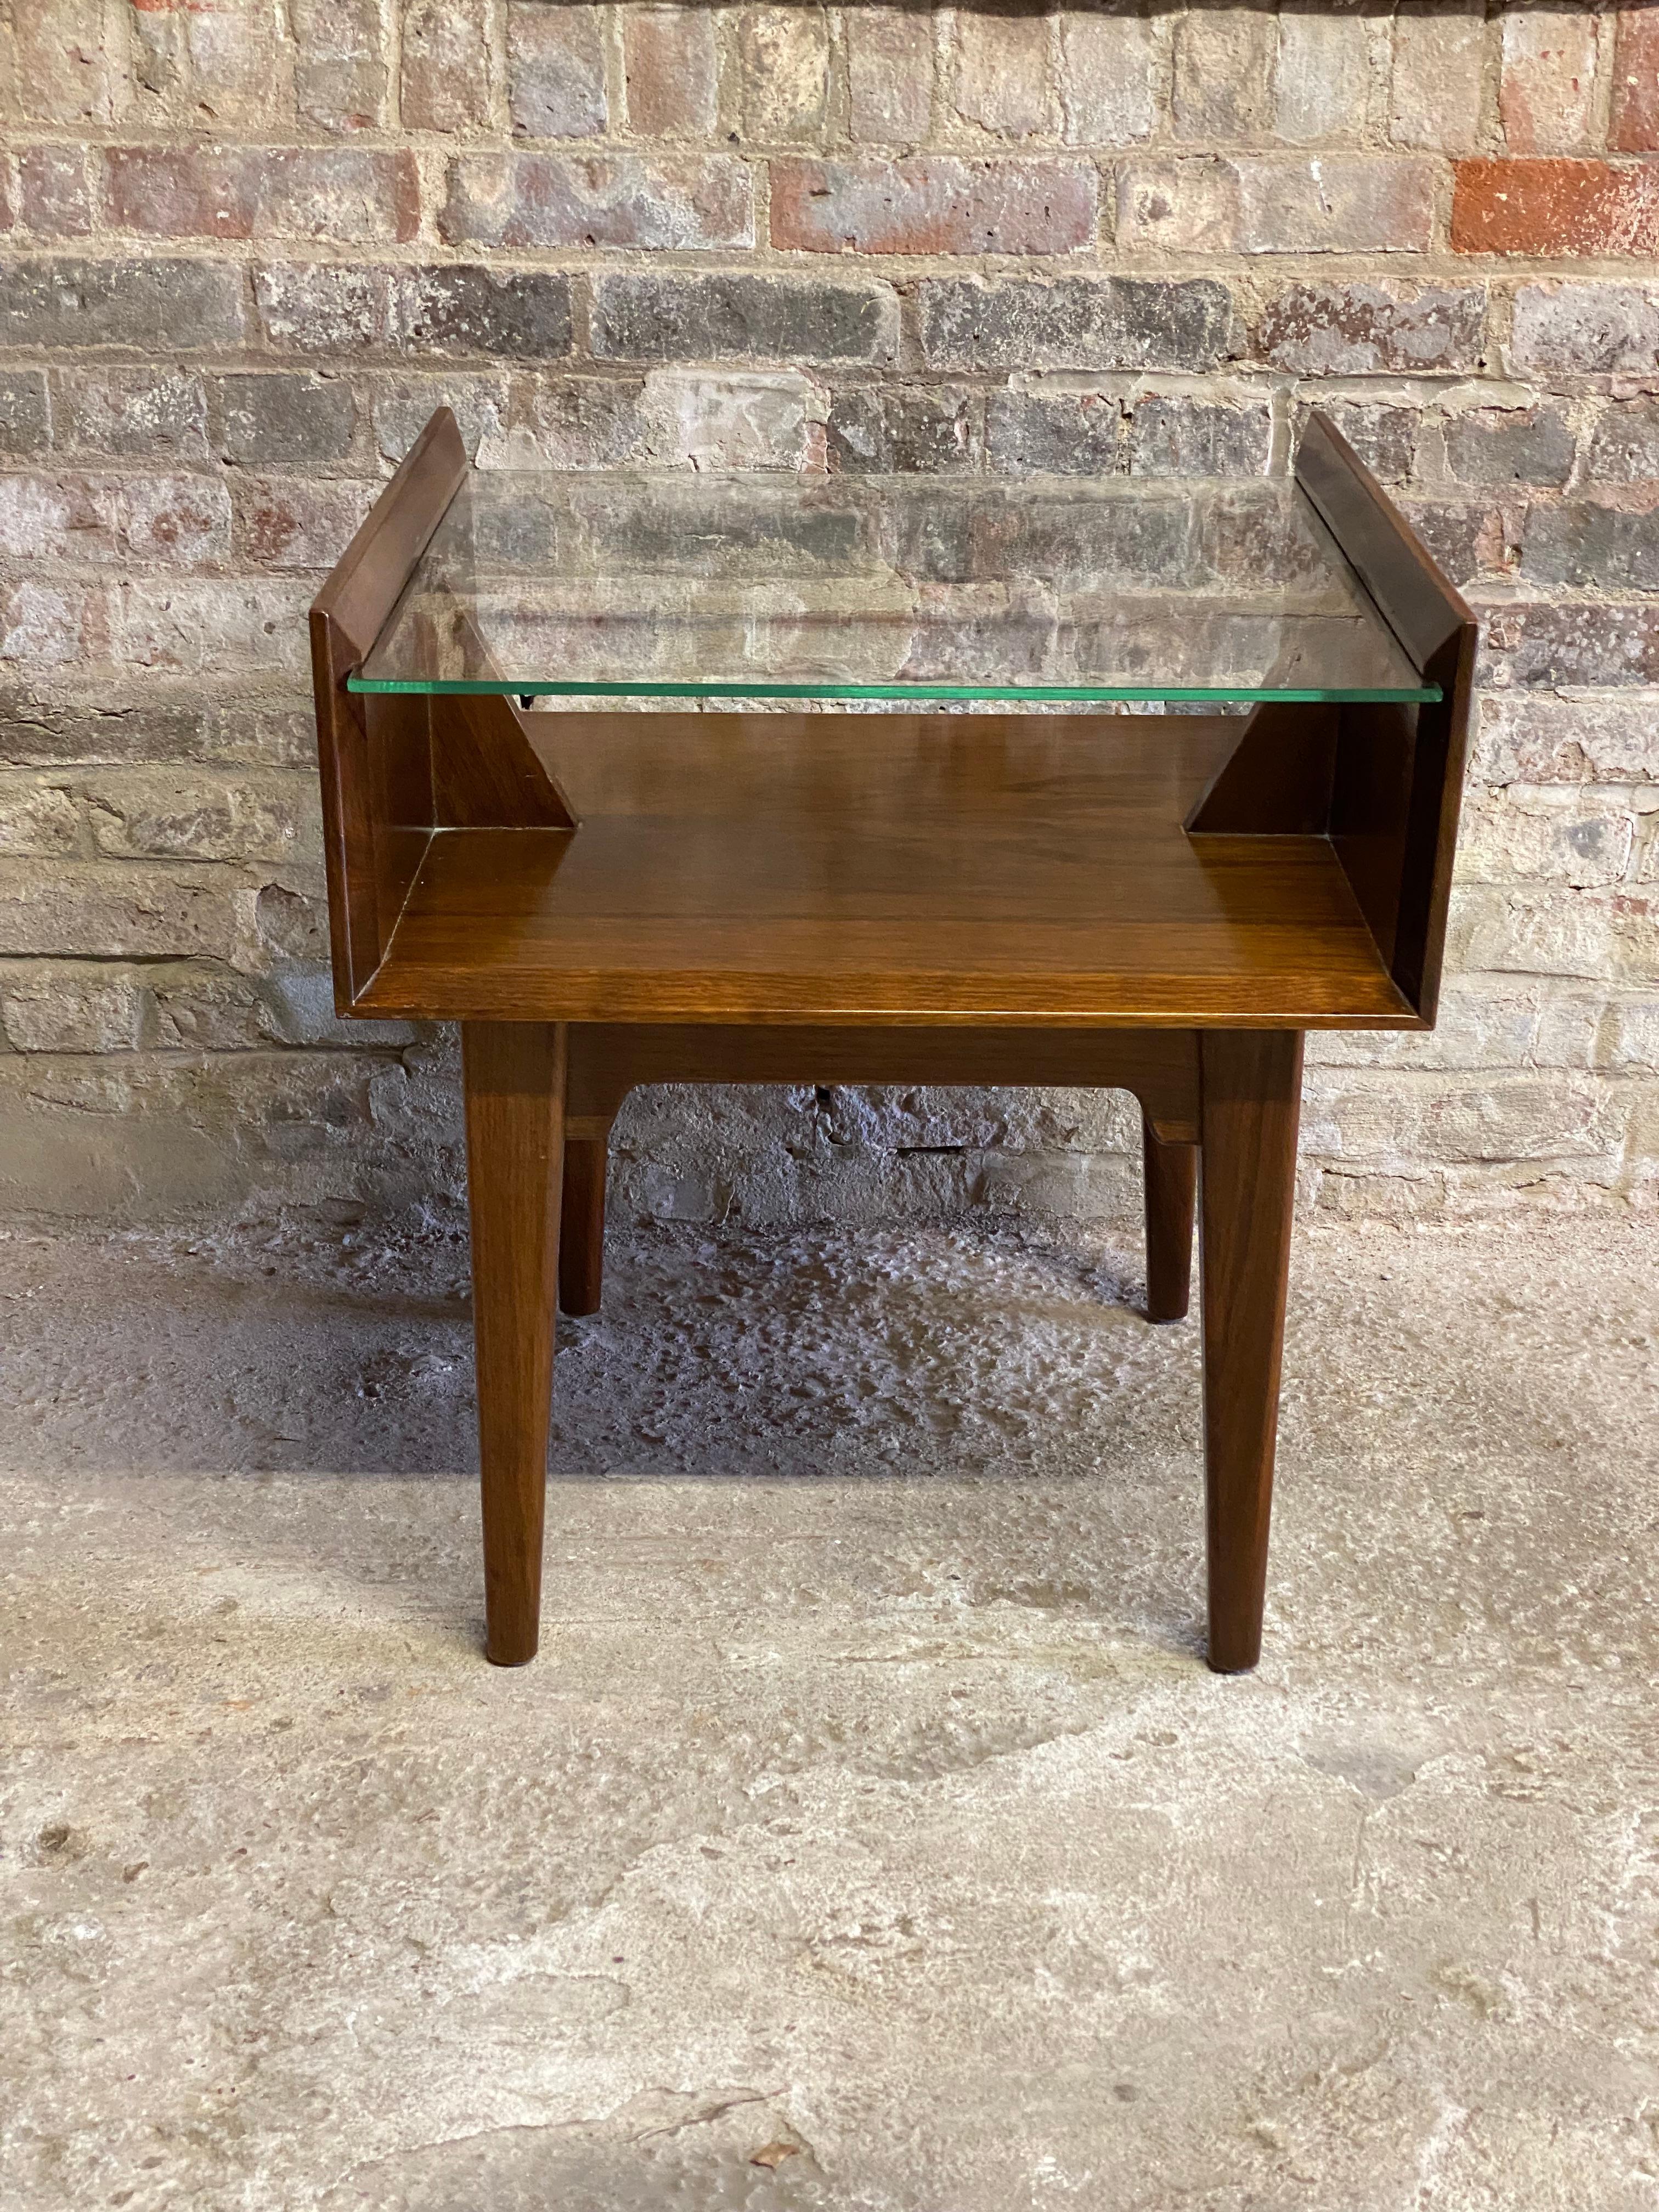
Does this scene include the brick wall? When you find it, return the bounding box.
[1,0,1656,1228]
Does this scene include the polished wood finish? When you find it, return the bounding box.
[306,405,1476,1674]
[1199,1030,1303,1672]
[558,1136,608,1317]
[461,1019,567,1666]
[356,716,1415,1030]
[1142,1125,1197,1324]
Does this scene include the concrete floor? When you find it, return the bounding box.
[1,1207,1656,2211]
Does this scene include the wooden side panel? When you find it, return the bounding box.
[435,690,575,831]
[1184,702,1338,835]
[309,408,466,1004]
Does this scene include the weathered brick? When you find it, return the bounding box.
[255,966,417,1050]
[1058,9,1157,146]
[55,368,208,459]
[953,8,1056,141]
[0,371,50,459]
[0,472,232,568]
[1522,496,1659,592]
[1400,497,1509,586]
[0,691,310,772]
[103,148,421,246]
[592,272,898,364]
[252,263,394,354]
[1500,9,1601,153]
[1128,388,1272,477]
[1588,397,1659,479]
[233,479,376,570]
[1443,402,1575,487]
[1481,600,1659,689]
[625,6,721,139]
[1610,7,1659,151]
[1453,161,1659,257]
[130,0,289,129]
[985,383,1122,476]
[81,769,312,865]
[0,772,79,856]
[1275,6,1376,144]
[9,0,119,125]
[373,376,508,464]
[508,3,607,139]
[1254,281,1487,374]
[213,373,357,470]
[741,5,832,143]
[772,156,1097,256]
[1295,394,1419,482]
[1419,1076,1611,1166]
[112,578,314,680]
[1473,693,1659,785]
[1459,786,1640,888]
[150,964,269,1051]
[1120,155,1435,256]
[397,266,575,360]
[1510,281,1659,374]
[0,962,146,1052]
[1390,0,1487,155]
[403,0,495,133]
[486,376,647,468]
[0,259,247,353]
[0,861,240,961]
[18,146,95,238]
[848,7,934,145]
[1172,3,1274,138]
[290,0,390,134]
[0,579,91,667]
[442,153,753,251]
[639,368,828,470]
[918,275,1232,371]
[830,385,981,472]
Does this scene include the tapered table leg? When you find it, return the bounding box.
[1142,1120,1197,1323]
[558,1137,608,1317]
[462,1020,567,1667]
[1198,1030,1304,1674]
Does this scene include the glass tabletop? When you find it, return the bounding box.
[351,471,1437,706]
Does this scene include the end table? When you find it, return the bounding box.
[308,409,1474,1672]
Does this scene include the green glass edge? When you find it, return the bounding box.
[349,674,1442,705]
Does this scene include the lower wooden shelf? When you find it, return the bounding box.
[354,712,1416,1029]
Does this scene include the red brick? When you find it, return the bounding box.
[771,157,1097,256]
[624,7,719,139]
[1452,161,1659,257]
[1611,10,1659,153]
[104,149,420,245]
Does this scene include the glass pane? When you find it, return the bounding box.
[353,471,1437,704]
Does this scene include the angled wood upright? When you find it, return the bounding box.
[309,408,1475,1674]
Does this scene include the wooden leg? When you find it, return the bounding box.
[1142,1120,1197,1323]
[462,1020,567,1667]
[1198,1030,1304,1675]
[558,1136,608,1317]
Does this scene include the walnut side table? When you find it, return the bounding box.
[308,409,1473,1672]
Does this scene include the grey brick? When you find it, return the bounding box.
[1511,284,1659,377]
[1588,399,1659,481]
[0,257,246,352]
[918,277,1233,373]
[213,373,356,468]
[1128,393,1272,477]
[0,371,49,458]
[592,273,899,364]
[253,264,393,353]
[828,386,981,473]
[1255,283,1486,374]
[1444,405,1575,488]
[397,266,575,360]
[1296,397,1419,484]
[985,387,1122,477]
[55,367,208,458]
[1522,501,1659,593]
[1480,602,1659,689]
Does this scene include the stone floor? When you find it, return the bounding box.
[1,1206,1656,2211]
